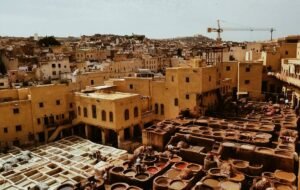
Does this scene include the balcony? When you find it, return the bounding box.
[270,72,300,88]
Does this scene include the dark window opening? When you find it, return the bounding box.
[39,102,44,108]
[134,107,139,118]
[124,109,129,120]
[174,98,179,106]
[102,110,106,121]
[56,100,60,105]
[92,105,97,118]
[109,112,113,122]
[160,104,164,115]
[16,125,22,132]
[155,103,159,114]
[78,106,81,116]
[83,107,88,117]
[13,108,19,114]
[186,77,190,83]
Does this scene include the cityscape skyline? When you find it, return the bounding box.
[0,0,299,41]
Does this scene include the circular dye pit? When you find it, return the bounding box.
[154,176,169,186]
[170,156,182,163]
[203,178,220,188]
[56,184,75,190]
[274,170,296,183]
[112,166,124,173]
[174,162,188,170]
[155,162,166,169]
[135,173,149,180]
[220,181,240,190]
[111,183,128,190]
[169,180,185,190]
[127,186,142,190]
[187,163,201,172]
[147,166,159,174]
[123,169,136,177]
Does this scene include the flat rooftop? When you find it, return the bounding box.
[75,91,139,100]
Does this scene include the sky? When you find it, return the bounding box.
[0,0,299,41]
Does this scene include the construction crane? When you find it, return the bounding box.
[208,20,275,42]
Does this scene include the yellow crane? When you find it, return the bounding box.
[208,20,275,42]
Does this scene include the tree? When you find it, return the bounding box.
[38,36,61,47]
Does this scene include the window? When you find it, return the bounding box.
[226,66,231,71]
[52,71,56,75]
[209,76,211,82]
[0,83,4,86]
[69,103,73,108]
[78,106,81,116]
[39,102,44,108]
[61,114,64,119]
[91,80,94,85]
[246,67,250,72]
[58,64,61,68]
[174,98,178,106]
[171,76,174,82]
[101,110,106,121]
[83,107,88,117]
[13,108,19,114]
[37,118,41,125]
[186,77,190,83]
[92,105,97,118]
[52,64,56,68]
[56,100,60,105]
[16,125,22,132]
[129,84,133,89]
[245,80,250,84]
[134,107,139,118]
[160,104,164,115]
[155,103,159,114]
[124,109,129,120]
[56,115,59,120]
[285,51,288,55]
[4,128,8,133]
[109,112,114,122]
[186,94,190,100]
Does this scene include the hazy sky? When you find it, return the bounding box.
[0,0,299,41]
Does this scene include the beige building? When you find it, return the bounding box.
[237,61,263,99]
[74,91,142,146]
[37,54,71,80]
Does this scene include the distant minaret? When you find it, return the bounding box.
[34,33,39,41]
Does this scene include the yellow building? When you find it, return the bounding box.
[237,61,263,99]
[74,91,142,147]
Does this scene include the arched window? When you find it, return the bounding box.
[124,109,129,120]
[78,106,81,116]
[83,107,88,117]
[155,103,159,114]
[160,104,164,115]
[109,112,113,122]
[134,107,139,118]
[101,110,106,121]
